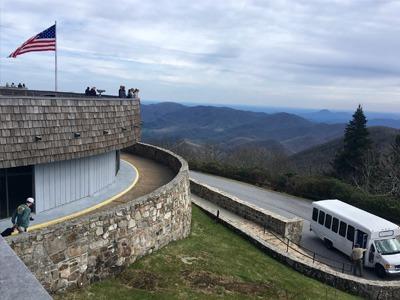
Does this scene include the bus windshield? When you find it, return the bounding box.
[375,236,400,255]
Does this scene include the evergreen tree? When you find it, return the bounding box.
[333,105,371,183]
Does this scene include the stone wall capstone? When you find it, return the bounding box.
[0,236,52,300]
[190,179,303,243]
[0,96,141,169]
[6,143,191,294]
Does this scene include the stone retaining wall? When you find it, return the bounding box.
[190,179,303,244]
[5,143,191,294]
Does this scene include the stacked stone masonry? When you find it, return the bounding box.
[6,143,191,293]
[0,96,141,168]
[190,179,303,244]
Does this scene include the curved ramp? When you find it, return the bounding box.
[0,153,175,232]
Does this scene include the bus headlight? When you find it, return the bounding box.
[384,264,393,270]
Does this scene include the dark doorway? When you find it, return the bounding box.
[0,166,34,219]
[0,170,6,219]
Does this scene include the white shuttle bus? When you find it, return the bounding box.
[310,199,400,277]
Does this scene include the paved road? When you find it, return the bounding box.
[190,171,384,280]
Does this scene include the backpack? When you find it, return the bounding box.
[1,227,15,237]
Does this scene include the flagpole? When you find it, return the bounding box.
[55,20,57,92]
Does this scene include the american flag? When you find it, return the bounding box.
[8,24,56,58]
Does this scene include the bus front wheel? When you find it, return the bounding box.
[375,264,386,278]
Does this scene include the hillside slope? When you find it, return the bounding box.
[290,126,400,174]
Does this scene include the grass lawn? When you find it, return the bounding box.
[56,206,358,300]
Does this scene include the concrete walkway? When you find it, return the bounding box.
[0,159,137,233]
[103,152,175,208]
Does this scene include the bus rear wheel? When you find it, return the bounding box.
[324,238,333,249]
[375,264,386,278]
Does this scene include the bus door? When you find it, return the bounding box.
[367,243,376,267]
[356,230,368,248]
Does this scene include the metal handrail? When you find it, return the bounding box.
[266,228,354,274]
[213,208,354,274]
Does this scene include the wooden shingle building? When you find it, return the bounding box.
[0,88,141,219]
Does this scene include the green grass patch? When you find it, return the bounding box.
[56,206,358,300]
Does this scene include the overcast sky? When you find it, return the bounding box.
[1,0,400,112]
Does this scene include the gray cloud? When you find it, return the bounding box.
[1,0,400,111]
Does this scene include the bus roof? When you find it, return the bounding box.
[313,199,399,233]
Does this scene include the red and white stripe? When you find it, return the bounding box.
[9,37,56,58]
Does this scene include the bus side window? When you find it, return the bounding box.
[332,217,339,233]
[347,225,354,242]
[318,210,325,225]
[339,221,347,237]
[324,214,332,229]
[312,208,318,221]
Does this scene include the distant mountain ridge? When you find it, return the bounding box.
[143,101,400,128]
[141,102,346,154]
[298,109,400,128]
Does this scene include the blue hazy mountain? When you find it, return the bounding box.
[298,109,400,128]
[141,102,346,154]
[142,100,400,128]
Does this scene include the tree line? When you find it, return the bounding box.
[333,105,400,197]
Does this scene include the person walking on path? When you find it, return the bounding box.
[11,198,34,233]
[351,244,366,277]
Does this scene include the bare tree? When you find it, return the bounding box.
[381,135,400,196]
[353,149,383,194]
